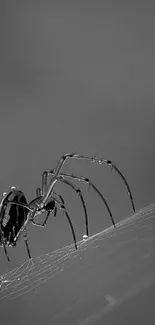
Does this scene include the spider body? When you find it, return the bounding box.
[0,153,136,261]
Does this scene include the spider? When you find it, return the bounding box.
[0,153,135,261]
[0,189,76,262]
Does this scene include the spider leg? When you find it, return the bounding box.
[31,193,77,249]
[53,188,87,235]
[43,170,115,228]
[3,243,10,262]
[23,228,31,259]
[41,153,135,212]
[39,169,115,229]
[59,173,116,228]
[54,195,77,250]
[42,210,51,226]
[54,206,57,217]
[56,178,89,237]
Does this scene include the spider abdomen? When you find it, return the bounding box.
[0,190,29,246]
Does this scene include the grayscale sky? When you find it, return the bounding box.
[0,1,155,272]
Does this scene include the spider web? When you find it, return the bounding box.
[0,238,87,308]
[0,202,155,309]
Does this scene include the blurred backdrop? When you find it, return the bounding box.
[0,1,155,273]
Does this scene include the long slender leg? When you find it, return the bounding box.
[38,174,89,235]
[54,196,77,250]
[39,169,115,232]
[60,173,116,228]
[43,172,115,228]
[3,243,10,262]
[23,228,31,259]
[40,153,135,212]
[56,178,89,237]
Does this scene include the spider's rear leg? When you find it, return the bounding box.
[59,173,116,229]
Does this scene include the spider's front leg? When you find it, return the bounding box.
[41,170,115,231]
[44,153,135,213]
[38,153,78,206]
[39,168,115,237]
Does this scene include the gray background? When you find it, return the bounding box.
[0,1,155,273]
